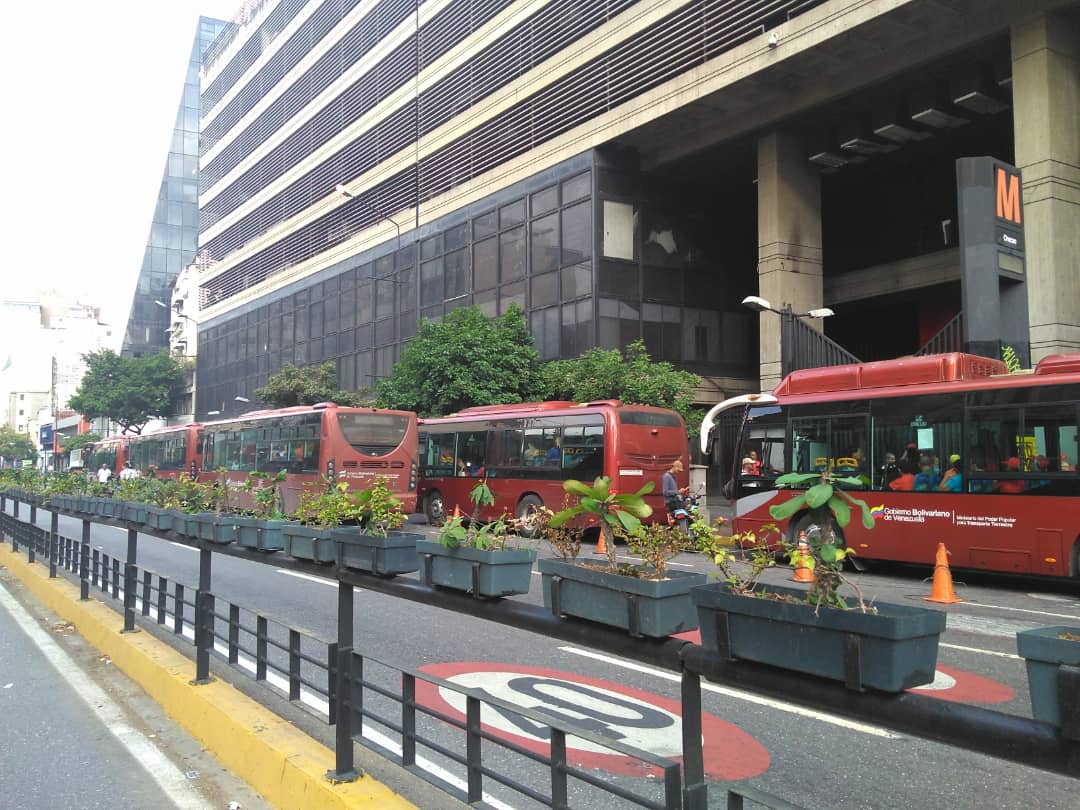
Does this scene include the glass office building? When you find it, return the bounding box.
[122,16,228,357]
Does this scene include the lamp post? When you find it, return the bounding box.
[741,295,835,378]
[334,184,403,253]
[205,396,250,420]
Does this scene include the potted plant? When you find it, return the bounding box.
[286,479,350,563]
[691,469,946,692]
[233,471,289,551]
[169,476,213,539]
[537,477,705,638]
[116,476,154,525]
[415,480,535,597]
[189,469,240,544]
[335,477,420,577]
[1016,626,1080,726]
[143,477,181,532]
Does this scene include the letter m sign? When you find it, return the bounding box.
[995,167,1022,224]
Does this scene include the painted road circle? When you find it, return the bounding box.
[908,664,1014,704]
[416,662,769,780]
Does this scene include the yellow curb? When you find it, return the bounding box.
[0,546,415,810]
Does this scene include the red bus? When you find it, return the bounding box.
[417,400,690,533]
[198,402,418,514]
[84,436,128,477]
[127,424,203,480]
[700,352,1080,579]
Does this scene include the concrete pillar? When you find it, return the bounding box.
[756,131,824,389]
[1012,11,1080,361]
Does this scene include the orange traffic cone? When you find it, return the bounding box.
[924,542,963,604]
[791,532,814,583]
[451,505,462,520]
[595,528,608,556]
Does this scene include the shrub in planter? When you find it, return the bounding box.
[337,477,419,576]
[234,471,288,551]
[419,480,535,597]
[540,477,704,637]
[1016,626,1080,726]
[288,480,353,563]
[691,473,945,692]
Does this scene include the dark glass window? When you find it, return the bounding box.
[474,237,498,290]
[473,210,497,238]
[531,306,559,360]
[531,213,559,274]
[375,318,395,347]
[561,261,592,300]
[500,199,525,229]
[356,281,372,324]
[531,272,558,308]
[562,201,591,265]
[531,186,558,216]
[562,171,591,204]
[598,298,640,348]
[500,226,526,282]
[562,299,593,357]
[445,248,468,299]
[340,285,356,330]
[421,258,443,307]
[500,282,525,314]
[446,222,469,251]
[474,289,497,317]
[375,278,395,320]
[599,259,639,297]
[398,268,415,313]
[421,234,443,261]
[294,306,308,342]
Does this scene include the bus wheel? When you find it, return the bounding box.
[516,495,544,539]
[1071,538,1080,578]
[425,491,447,527]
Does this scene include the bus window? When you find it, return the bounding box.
[423,432,456,477]
[495,428,526,467]
[872,395,959,491]
[792,419,829,474]
[562,425,604,479]
[456,431,488,477]
[336,413,410,457]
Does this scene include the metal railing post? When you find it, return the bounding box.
[466,695,483,803]
[27,504,36,563]
[122,527,139,633]
[80,520,91,600]
[550,728,568,810]
[681,667,708,810]
[191,548,215,684]
[11,499,19,552]
[326,578,359,783]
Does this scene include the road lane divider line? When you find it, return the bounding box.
[939,642,1022,660]
[559,646,900,738]
[0,580,204,810]
[276,569,363,590]
[957,602,1080,621]
[0,546,414,810]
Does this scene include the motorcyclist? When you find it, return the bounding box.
[662,459,688,519]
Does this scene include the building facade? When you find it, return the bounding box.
[193,0,1080,419]
[122,16,228,358]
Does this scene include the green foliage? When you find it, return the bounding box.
[437,479,512,551]
[548,476,654,571]
[698,523,780,594]
[254,362,372,408]
[0,427,38,462]
[69,350,185,435]
[352,477,406,538]
[375,305,541,416]
[538,340,703,436]
[243,470,287,519]
[1002,344,1022,374]
[625,522,693,579]
[768,470,875,531]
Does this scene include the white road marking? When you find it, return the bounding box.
[559,646,900,738]
[945,613,1041,639]
[939,642,1022,660]
[617,555,695,568]
[275,570,359,589]
[962,602,1080,622]
[167,541,198,552]
[0,581,205,810]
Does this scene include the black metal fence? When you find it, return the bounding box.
[2,495,1078,810]
[915,312,965,356]
[781,313,860,377]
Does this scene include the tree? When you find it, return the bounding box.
[69,350,185,435]
[0,427,37,462]
[254,362,373,408]
[376,305,541,416]
[539,340,703,435]
[58,431,100,455]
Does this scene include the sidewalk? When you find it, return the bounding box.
[0,574,262,809]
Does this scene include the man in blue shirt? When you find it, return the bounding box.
[662,459,685,516]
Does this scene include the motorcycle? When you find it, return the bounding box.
[667,490,702,535]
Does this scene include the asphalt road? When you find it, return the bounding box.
[11,504,1080,810]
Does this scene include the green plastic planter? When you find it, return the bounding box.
[1016,626,1080,726]
[96,498,120,518]
[692,582,946,692]
[234,517,288,551]
[193,513,238,544]
[416,540,534,596]
[144,506,174,532]
[336,528,420,576]
[284,524,336,563]
[122,502,148,524]
[538,557,705,638]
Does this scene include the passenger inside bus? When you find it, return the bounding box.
[878,452,900,489]
[913,454,941,491]
[546,438,562,464]
[997,456,1026,493]
[888,460,918,491]
[937,454,962,492]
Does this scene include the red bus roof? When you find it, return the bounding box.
[133,424,201,438]
[770,352,1080,404]
[427,400,680,422]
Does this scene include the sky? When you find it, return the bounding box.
[1,0,242,337]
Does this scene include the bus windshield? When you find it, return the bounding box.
[337,413,410,457]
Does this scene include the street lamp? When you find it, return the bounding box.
[334,183,403,252]
[741,295,834,319]
[155,299,198,326]
[742,295,836,378]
